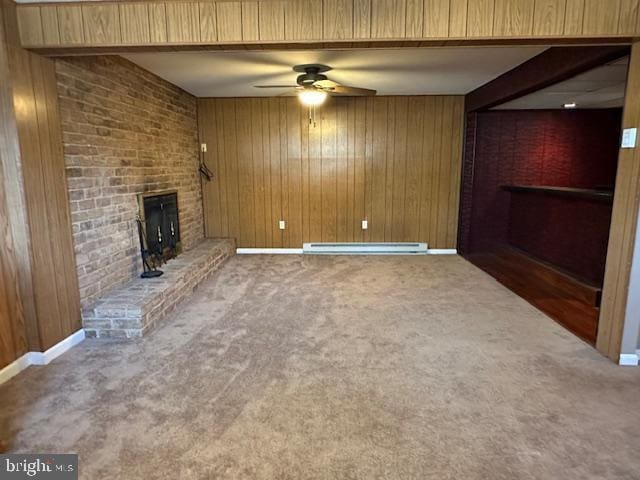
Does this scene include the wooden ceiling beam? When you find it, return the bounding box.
[465,46,631,112]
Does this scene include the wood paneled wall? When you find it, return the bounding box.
[198,96,464,249]
[0,1,81,367]
[15,0,640,52]
[598,41,640,361]
[0,155,25,369]
[0,0,30,369]
[8,46,82,351]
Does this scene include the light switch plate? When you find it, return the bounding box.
[622,128,637,149]
[362,220,368,230]
[201,143,207,152]
[279,220,286,230]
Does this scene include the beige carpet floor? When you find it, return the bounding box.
[1,254,640,479]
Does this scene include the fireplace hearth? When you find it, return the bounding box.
[138,191,181,267]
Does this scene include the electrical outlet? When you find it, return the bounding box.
[279,220,286,230]
[362,220,368,230]
[201,143,207,153]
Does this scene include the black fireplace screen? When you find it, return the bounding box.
[141,192,181,261]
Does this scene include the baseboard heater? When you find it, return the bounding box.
[303,243,429,255]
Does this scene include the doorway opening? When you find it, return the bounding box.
[459,53,629,345]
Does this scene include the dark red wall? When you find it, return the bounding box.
[508,192,613,284]
[459,109,621,285]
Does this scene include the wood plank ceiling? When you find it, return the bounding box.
[14,0,640,52]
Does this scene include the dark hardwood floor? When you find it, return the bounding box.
[466,249,600,345]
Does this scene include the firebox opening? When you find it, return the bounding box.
[138,191,181,263]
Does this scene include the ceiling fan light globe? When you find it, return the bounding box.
[298,89,327,106]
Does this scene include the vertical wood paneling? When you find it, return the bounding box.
[199,96,463,249]
[533,0,567,36]
[57,5,84,45]
[15,0,638,47]
[582,0,621,35]
[322,101,338,242]
[423,0,449,38]
[309,100,322,241]
[493,0,535,36]
[353,98,367,242]
[336,99,349,241]
[16,6,43,46]
[598,42,640,361]
[467,0,495,37]
[324,0,354,39]
[563,0,585,35]
[214,101,229,236]
[391,97,408,241]
[0,164,23,368]
[236,98,255,247]
[618,0,639,35]
[404,97,424,241]
[166,2,200,43]
[198,101,220,236]
[354,0,372,38]
[148,3,168,43]
[7,46,81,350]
[285,0,323,40]
[251,100,266,245]
[268,98,283,246]
[370,97,387,241]
[241,2,259,41]
[216,1,243,41]
[371,0,406,38]
[82,4,121,44]
[120,4,151,44]
[223,99,241,242]
[286,99,303,246]
[199,2,218,42]
[0,6,29,368]
[241,2,260,41]
[259,1,286,41]
[449,0,468,36]
[447,96,464,246]
[40,6,60,45]
[406,0,424,38]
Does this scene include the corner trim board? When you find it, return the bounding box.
[0,329,85,385]
[619,353,640,366]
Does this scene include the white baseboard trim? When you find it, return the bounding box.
[428,249,458,255]
[619,353,640,366]
[237,248,303,254]
[0,353,34,386]
[0,329,85,385]
[37,328,85,366]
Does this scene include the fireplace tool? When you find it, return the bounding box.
[136,215,163,278]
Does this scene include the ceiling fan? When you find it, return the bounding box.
[254,64,377,106]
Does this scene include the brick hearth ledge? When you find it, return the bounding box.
[82,238,236,339]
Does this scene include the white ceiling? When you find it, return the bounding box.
[123,47,547,98]
[493,56,629,110]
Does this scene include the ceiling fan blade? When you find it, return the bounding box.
[313,79,340,89]
[328,85,377,96]
[254,85,298,88]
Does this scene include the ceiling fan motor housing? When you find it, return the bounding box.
[294,64,331,87]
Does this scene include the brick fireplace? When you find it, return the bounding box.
[56,56,205,309]
[54,56,234,338]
